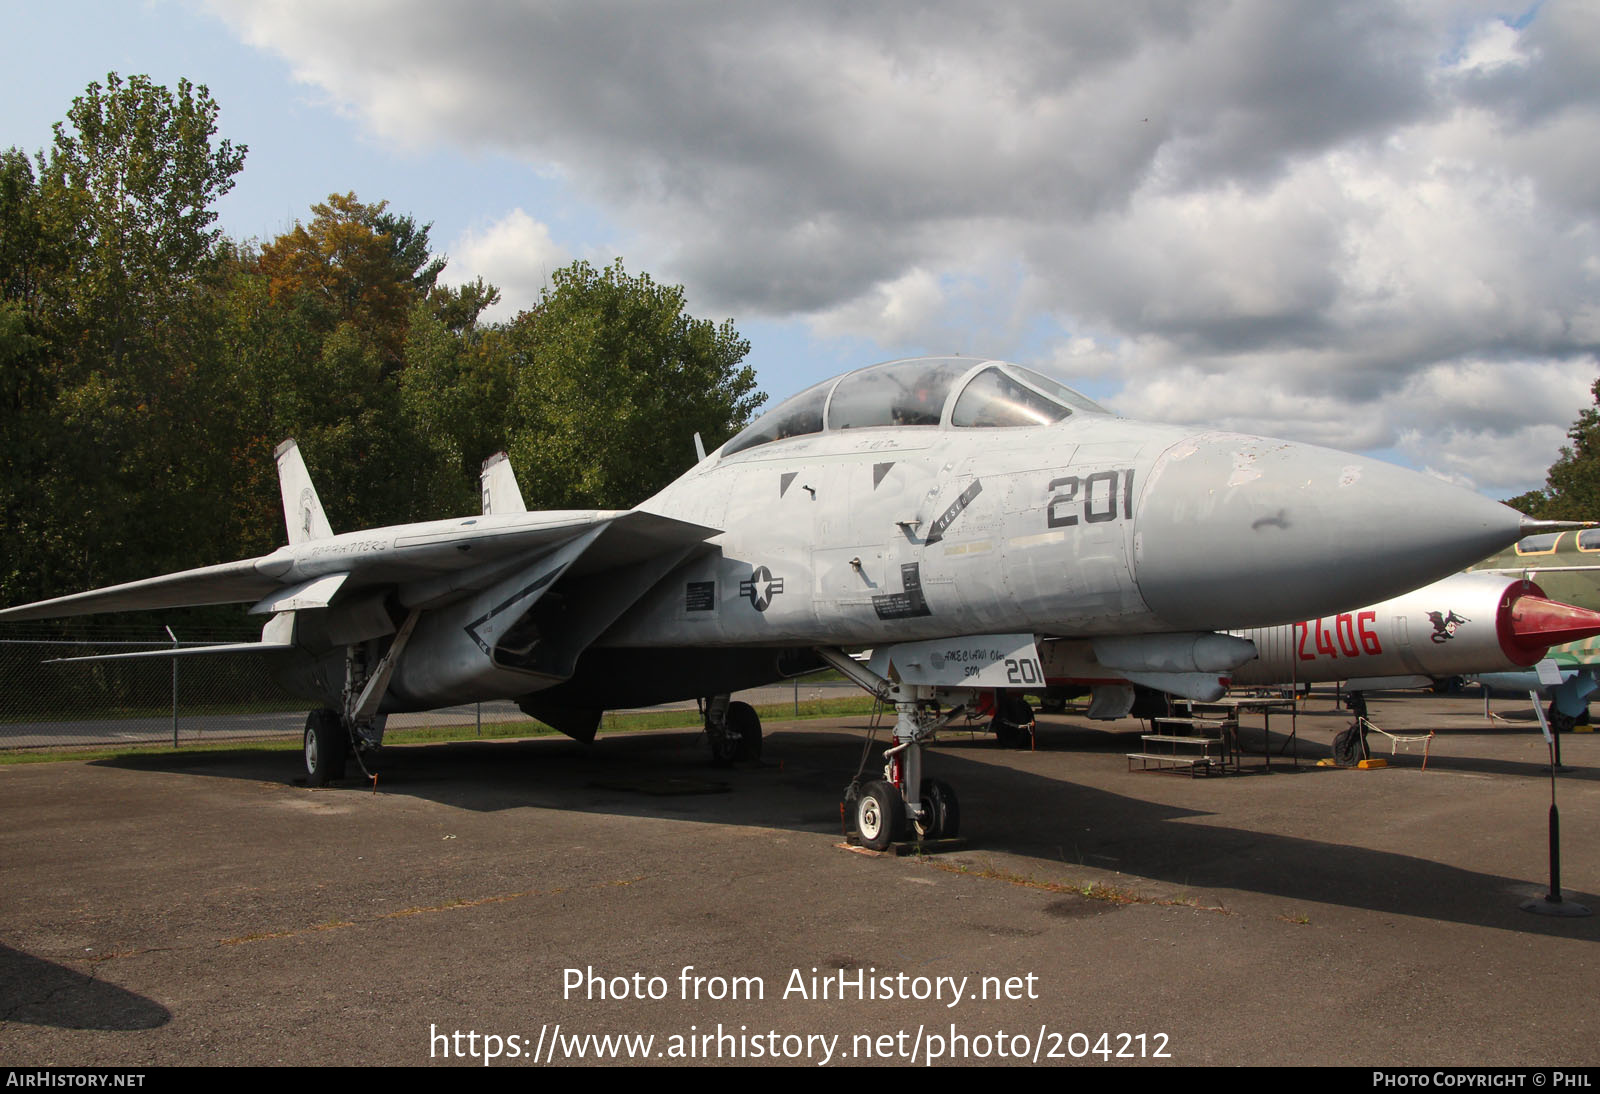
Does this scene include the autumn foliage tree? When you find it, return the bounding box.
[256,193,441,371]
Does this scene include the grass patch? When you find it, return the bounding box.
[382,721,565,745]
[0,736,303,765]
[599,695,879,733]
[0,698,307,726]
[1,695,882,764]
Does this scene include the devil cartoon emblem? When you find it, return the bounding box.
[1427,609,1469,643]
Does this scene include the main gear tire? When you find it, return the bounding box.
[727,700,763,761]
[991,696,1034,750]
[1547,702,1577,735]
[1331,722,1363,766]
[991,717,1018,747]
[928,778,961,838]
[304,709,347,786]
[914,777,961,840]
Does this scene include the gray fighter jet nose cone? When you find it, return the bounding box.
[1132,431,1526,630]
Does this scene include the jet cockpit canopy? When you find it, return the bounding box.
[721,356,1111,458]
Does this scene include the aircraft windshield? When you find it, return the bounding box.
[828,358,967,429]
[722,379,832,456]
[952,367,1072,427]
[718,356,1109,457]
[1008,365,1111,415]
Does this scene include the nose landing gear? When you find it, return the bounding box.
[820,648,969,851]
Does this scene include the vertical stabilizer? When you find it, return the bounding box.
[274,439,334,544]
[481,451,528,515]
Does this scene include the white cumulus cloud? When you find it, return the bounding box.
[447,208,571,324]
[206,0,1600,494]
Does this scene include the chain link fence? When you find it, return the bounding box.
[0,623,541,750]
[1,622,864,752]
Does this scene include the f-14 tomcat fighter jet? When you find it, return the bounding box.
[0,356,1549,847]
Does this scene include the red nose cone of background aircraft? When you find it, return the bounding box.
[1501,582,1600,666]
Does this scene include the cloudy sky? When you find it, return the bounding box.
[5,1,1598,498]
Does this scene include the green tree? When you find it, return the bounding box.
[1,144,70,601]
[1,79,767,605]
[0,75,246,603]
[502,259,763,509]
[0,150,48,309]
[399,300,513,512]
[1507,377,1600,520]
[0,150,50,447]
[38,72,245,370]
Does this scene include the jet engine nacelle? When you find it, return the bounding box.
[1230,572,1600,687]
[387,535,606,709]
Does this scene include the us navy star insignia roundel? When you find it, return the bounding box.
[739,566,784,611]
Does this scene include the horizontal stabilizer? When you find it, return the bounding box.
[48,613,297,663]
[50,639,296,664]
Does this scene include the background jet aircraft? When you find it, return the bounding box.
[0,356,1547,847]
[1222,570,1600,693]
[1023,566,1600,724]
[1037,532,1600,750]
[1463,529,1600,727]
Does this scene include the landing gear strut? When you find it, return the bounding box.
[845,697,965,848]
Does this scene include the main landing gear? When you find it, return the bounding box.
[702,694,763,765]
[990,694,1035,749]
[303,707,386,786]
[302,613,420,787]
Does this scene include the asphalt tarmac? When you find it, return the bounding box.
[2,691,1596,1067]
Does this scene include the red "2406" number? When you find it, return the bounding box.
[1295,611,1381,661]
